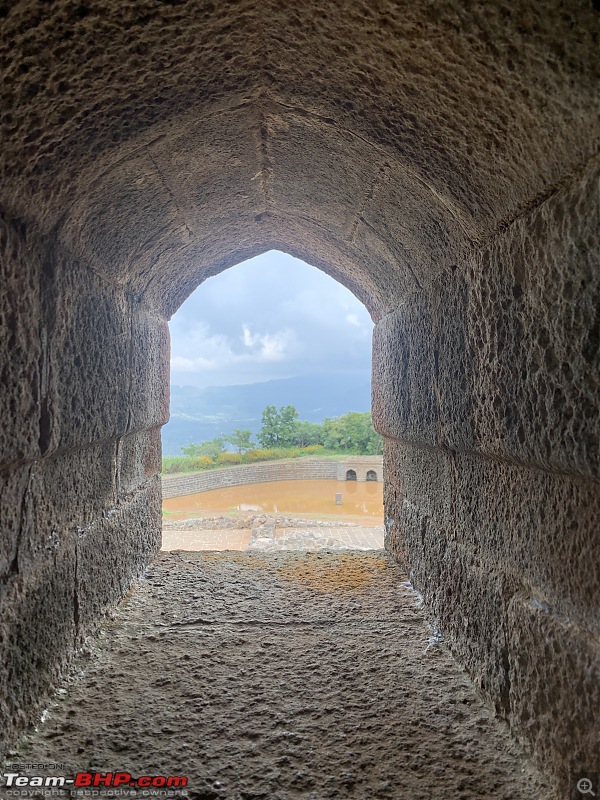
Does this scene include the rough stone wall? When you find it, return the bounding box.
[0,0,598,788]
[374,161,600,789]
[0,215,167,750]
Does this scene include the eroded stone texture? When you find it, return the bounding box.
[0,539,76,747]
[466,164,600,477]
[508,596,600,779]
[11,552,555,800]
[1,1,598,317]
[0,0,598,790]
[0,215,42,467]
[375,162,599,784]
[129,306,171,433]
[116,427,162,497]
[384,437,600,789]
[75,478,161,635]
[0,226,167,753]
[0,442,160,751]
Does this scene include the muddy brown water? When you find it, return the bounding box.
[162,478,383,523]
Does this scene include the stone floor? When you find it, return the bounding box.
[8,551,555,800]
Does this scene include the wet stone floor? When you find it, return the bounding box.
[10,551,554,800]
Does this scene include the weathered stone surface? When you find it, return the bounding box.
[507,596,600,790]
[0,442,117,578]
[466,164,600,477]
[0,541,76,751]
[373,162,600,473]
[383,441,514,712]
[1,1,598,318]
[0,217,42,466]
[2,0,598,245]
[0,465,31,578]
[15,442,117,572]
[0,1,598,789]
[452,451,600,636]
[12,552,555,800]
[128,305,170,432]
[372,292,438,445]
[45,265,131,453]
[116,427,162,497]
[0,482,161,755]
[75,478,161,636]
[269,112,377,236]
[384,437,600,780]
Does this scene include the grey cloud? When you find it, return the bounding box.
[169,251,373,388]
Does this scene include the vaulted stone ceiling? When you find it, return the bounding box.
[1,0,598,316]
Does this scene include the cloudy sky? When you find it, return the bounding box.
[169,251,373,388]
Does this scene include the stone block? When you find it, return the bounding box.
[430,271,476,451]
[14,442,117,570]
[0,217,42,466]
[117,427,162,497]
[383,436,600,726]
[269,110,378,237]
[430,543,520,716]
[75,479,161,635]
[128,306,170,432]
[0,541,76,751]
[372,295,438,445]
[66,153,186,283]
[374,164,599,478]
[374,272,476,452]
[465,163,600,477]
[150,105,264,232]
[397,507,517,714]
[507,595,600,786]
[347,216,421,310]
[359,160,471,291]
[0,465,31,577]
[44,266,131,454]
[453,451,600,636]
[383,438,452,528]
[383,445,520,715]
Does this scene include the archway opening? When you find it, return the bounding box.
[160,250,384,552]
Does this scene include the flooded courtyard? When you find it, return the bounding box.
[162,479,385,551]
[162,478,384,523]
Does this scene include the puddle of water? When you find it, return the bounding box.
[162,479,383,522]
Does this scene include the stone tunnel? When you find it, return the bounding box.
[0,0,598,795]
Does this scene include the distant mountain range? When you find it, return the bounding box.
[161,372,372,456]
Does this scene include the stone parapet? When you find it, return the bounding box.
[162,456,383,499]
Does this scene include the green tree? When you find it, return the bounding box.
[224,428,255,454]
[258,405,299,447]
[181,437,225,459]
[322,412,382,454]
[290,420,324,447]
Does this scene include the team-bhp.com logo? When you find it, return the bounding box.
[2,771,188,794]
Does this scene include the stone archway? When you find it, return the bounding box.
[0,1,598,787]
